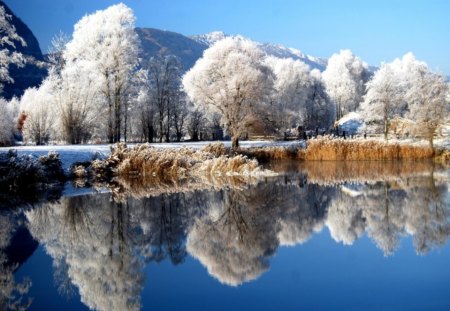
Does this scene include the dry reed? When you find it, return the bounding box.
[304,136,434,161]
[239,145,304,161]
[89,143,273,181]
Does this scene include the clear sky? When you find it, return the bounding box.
[4,0,450,74]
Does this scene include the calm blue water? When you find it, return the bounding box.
[2,161,450,310]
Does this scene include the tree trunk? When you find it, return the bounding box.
[159,113,163,143]
[428,135,434,150]
[123,103,128,142]
[231,135,239,150]
[192,131,199,142]
[384,118,389,141]
[147,125,154,143]
[108,103,113,143]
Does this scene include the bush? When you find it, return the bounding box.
[0,150,65,192]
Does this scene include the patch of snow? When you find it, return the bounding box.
[0,145,109,173]
[190,31,227,46]
[340,185,363,197]
[336,112,365,135]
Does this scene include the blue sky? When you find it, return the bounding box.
[4,0,450,74]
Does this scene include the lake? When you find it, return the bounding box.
[1,160,449,311]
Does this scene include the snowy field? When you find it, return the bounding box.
[0,140,305,172]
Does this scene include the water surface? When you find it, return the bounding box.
[1,161,449,310]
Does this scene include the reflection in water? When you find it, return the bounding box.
[26,197,145,311]
[1,161,449,310]
[0,212,33,311]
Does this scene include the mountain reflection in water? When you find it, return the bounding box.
[1,160,449,311]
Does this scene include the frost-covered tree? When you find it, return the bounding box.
[172,95,189,142]
[303,69,334,130]
[266,57,333,132]
[0,5,25,90]
[266,56,311,133]
[52,65,99,144]
[183,36,274,149]
[322,49,369,121]
[146,55,183,142]
[132,79,155,142]
[360,63,402,140]
[0,5,25,146]
[63,3,140,143]
[0,97,20,146]
[405,65,449,148]
[46,31,69,76]
[187,109,207,141]
[20,81,54,145]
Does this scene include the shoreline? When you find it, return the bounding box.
[0,139,448,194]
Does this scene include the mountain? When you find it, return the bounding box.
[137,28,328,73]
[259,43,327,70]
[136,27,207,71]
[190,31,327,71]
[190,31,227,46]
[0,1,47,99]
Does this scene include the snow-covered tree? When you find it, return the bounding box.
[0,5,26,146]
[46,31,69,76]
[0,97,19,146]
[266,56,311,133]
[131,76,155,142]
[303,69,334,130]
[172,95,189,142]
[146,55,183,142]
[322,49,369,122]
[183,36,274,149]
[187,108,207,141]
[20,81,54,145]
[360,63,402,140]
[52,65,99,144]
[63,3,140,143]
[405,65,449,148]
[0,5,25,90]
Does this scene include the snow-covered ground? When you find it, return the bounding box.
[0,140,304,172]
[336,112,364,135]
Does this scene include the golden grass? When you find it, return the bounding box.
[304,136,434,161]
[200,142,228,157]
[90,143,273,181]
[239,146,304,161]
[242,137,436,161]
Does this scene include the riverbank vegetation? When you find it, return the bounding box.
[72,143,274,183]
[239,137,445,161]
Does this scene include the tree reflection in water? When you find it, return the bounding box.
[2,161,446,310]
